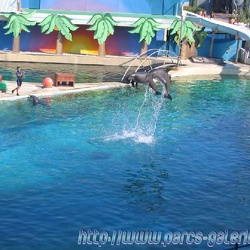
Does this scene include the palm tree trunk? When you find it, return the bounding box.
[188,42,197,58]
[140,40,148,57]
[181,42,187,60]
[56,32,63,54]
[12,36,20,53]
[98,42,106,57]
[17,0,21,11]
[181,41,197,60]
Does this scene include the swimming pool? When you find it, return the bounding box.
[0,61,127,83]
[0,76,250,250]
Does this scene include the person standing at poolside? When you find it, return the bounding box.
[12,66,24,96]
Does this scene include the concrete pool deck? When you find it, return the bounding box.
[0,58,249,102]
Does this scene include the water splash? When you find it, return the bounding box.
[151,94,165,136]
[104,130,155,144]
[135,87,149,130]
[134,89,165,143]
[105,88,165,145]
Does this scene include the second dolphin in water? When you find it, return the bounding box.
[29,95,49,106]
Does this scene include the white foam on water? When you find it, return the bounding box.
[104,130,136,141]
[134,134,155,144]
[104,129,155,145]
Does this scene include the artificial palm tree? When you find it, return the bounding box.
[39,14,78,54]
[3,11,36,53]
[129,17,160,56]
[169,19,206,59]
[87,13,118,57]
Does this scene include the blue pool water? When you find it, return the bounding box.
[0,62,127,83]
[0,76,250,250]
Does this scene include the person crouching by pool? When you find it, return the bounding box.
[12,66,24,96]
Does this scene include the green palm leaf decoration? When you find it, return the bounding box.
[3,11,36,37]
[169,19,202,46]
[195,28,207,48]
[129,17,160,45]
[87,13,118,45]
[39,14,78,41]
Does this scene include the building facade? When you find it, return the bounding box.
[0,0,248,62]
[0,0,182,56]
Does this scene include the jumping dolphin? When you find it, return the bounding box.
[125,68,172,100]
[29,95,48,106]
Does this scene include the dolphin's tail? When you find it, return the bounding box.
[131,80,135,87]
[164,93,172,101]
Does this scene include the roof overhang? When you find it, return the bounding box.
[0,9,180,28]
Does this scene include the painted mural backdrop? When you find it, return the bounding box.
[2,20,235,60]
[0,22,167,56]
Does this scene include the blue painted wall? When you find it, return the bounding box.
[198,33,241,61]
[21,0,181,15]
[0,21,12,51]
[28,0,40,9]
